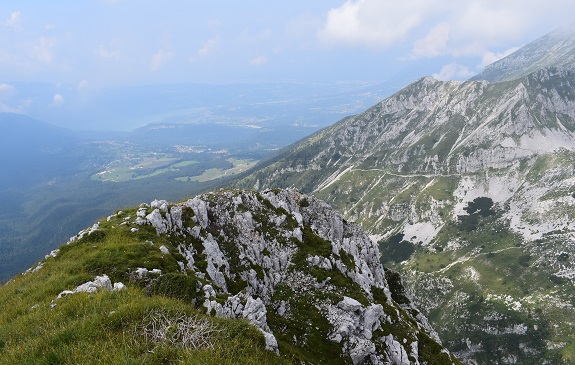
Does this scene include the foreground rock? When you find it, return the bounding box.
[99,188,459,364]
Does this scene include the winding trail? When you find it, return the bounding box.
[436,246,520,274]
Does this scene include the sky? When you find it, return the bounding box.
[1,0,574,88]
[0,0,574,130]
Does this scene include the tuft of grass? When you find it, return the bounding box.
[151,273,198,302]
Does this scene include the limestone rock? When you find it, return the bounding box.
[56,275,126,299]
[131,188,458,364]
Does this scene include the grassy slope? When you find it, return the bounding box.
[0,207,289,365]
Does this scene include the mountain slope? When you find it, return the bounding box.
[239,67,575,194]
[234,66,575,364]
[0,112,81,189]
[472,25,575,83]
[0,188,459,365]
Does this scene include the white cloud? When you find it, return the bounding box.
[318,0,428,48]
[0,82,18,112]
[51,93,64,107]
[0,102,20,113]
[480,47,520,68]
[77,80,89,91]
[317,0,572,60]
[0,97,30,114]
[412,23,450,58]
[150,49,173,71]
[0,83,14,91]
[250,55,268,66]
[433,63,475,81]
[198,38,219,57]
[420,1,534,58]
[94,45,120,60]
[31,37,55,63]
[455,2,526,43]
[4,11,21,29]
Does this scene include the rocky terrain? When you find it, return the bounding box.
[0,188,459,364]
[235,28,575,364]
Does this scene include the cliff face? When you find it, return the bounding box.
[237,68,575,239]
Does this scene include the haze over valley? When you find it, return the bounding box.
[0,82,391,280]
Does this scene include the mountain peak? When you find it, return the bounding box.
[472,25,575,82]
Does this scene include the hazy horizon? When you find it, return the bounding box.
[1,1,574,131]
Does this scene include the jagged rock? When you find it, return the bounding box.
[327,297,388,365]
[45,249,59,259]
[113,282,126,291]
[146,209,169,235]
[134,188,459,364]
[151,199,169,212]
[169,205,183,230]
[383,335,411,365]
[74,274,113,293]
[202,288,279,353]
[185,197,209,228]
[68,222,102,243]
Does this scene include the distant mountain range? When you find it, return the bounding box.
[0,81,394,132]
[235,26,575,364]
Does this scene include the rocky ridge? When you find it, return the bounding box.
[141,189,459,364]
[263,67,573,175]
[47,188,459,364]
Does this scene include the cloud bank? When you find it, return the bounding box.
[318,0,425,48]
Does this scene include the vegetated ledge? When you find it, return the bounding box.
[0,188,461,365]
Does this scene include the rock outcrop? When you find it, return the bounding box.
[53,274,126,306]
[107,188,459,364]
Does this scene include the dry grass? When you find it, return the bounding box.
[136,309,222,350]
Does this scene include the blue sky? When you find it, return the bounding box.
[0,0,573,88]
